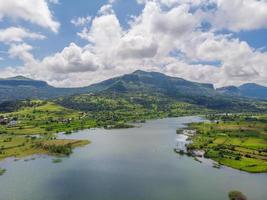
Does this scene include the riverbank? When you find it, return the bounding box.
[177,114,267,173]
[1,117,266,200]
[0,99,208,161]
[0,137,90,161]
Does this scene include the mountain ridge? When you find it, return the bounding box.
[0,70,266,104]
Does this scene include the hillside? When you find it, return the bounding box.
[81,70,266,112]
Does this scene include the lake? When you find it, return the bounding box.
[0,116,266,200]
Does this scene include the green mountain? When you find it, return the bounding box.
[88,70,215,95]
[0,71,266,112]
[57,70,266,112]
[217,83,267,100]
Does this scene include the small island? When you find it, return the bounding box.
[228,190,247,200]
[0,167,6,176]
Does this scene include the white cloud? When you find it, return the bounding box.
[8,43,35,64]
[1,0,267,88]
[0,27,45,44]
[79,12,123,69]
[42,43,100,73]
[207,0,267,31]
[71,16,91,27]
[0,0,60,33]
[118,36,158,59]
[98,4,114,15]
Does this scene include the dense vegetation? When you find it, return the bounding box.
[188,114,267,173]
[56,93,213,123]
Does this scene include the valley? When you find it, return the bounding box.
[0,70,266,200]
[0,70,266,164]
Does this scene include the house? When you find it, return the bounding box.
[0,116,8,125]
[7,120,17,127]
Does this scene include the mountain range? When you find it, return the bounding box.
[0,70,266,111]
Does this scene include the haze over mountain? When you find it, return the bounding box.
[0,76,88,103]
[217,83,267,100]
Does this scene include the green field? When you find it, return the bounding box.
[188,114,267,173]
[0,100,93,160]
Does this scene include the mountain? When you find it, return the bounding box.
[0,76,48,87]
[217,83,267,99]
[57,70,266,112]
[0,76,88,103]
[0,71,266,112]
[88,70,215,96]
[0,71,217,103]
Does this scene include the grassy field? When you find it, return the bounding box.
[0,101,92,160]
[188,114,267,173]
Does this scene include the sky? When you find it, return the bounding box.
[0,0,267,88]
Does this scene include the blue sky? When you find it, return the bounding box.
[0,0,144,66]
[0,0,267,87]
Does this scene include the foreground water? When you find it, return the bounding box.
[0,117,266,200]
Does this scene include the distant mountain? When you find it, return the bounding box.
[0,76,88,103]
[0,76,48,87]
[0,71,266,112]
[217,83,267,99]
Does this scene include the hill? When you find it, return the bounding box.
[217,83,267,99]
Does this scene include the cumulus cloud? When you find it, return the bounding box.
[1,0,267,88]
[118,36,158,59]
[42,43,100,73]
[0,0,60,33]
[0,27,45,44]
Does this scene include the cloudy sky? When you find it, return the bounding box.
[0,0,267,88]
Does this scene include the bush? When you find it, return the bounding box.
[36,143,73,156]
[228,190,247,200]
[235,155,241,160]
[0,168,6,176]
[47,145,72,155]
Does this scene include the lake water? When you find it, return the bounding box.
[0,117,266,200]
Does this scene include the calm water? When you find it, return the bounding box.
[0,117,266,200]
